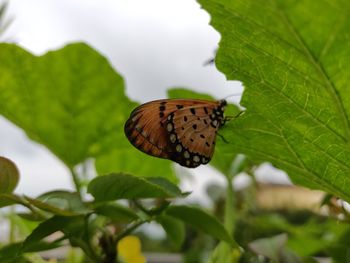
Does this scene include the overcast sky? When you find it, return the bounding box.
[0,0,288,199]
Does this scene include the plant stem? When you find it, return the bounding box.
[84,213,101,262]
[70,167,83,200]
[224,154,247,247]
[9,207,15,242]
[224,175,235,235]
[116,219,147,242]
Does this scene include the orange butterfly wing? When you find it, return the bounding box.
[124,99,226,168]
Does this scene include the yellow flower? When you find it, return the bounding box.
[117,235,146,263]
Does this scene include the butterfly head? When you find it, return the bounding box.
[219,99,227,107]
[214,99,227,126]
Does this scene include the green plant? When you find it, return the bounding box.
[1,0,350,262]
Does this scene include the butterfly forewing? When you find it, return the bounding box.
[124,99,226,168]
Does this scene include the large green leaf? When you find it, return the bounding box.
[88,173,183,202]
[199,0,350,200]
[0,43,174,178]
[0,43,130,166]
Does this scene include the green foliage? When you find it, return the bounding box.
[36,190,88,214]
[0,171,233,262]
[94,203,139,223]
[21,216,85,256]
[0,241,60,263]
[156,215,185,249]
[199,0,350,201]
[88,173,183,201]
[0,43,231,261]
[1,0,350,261]
[166,205,234,245]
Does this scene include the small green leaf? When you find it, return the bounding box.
[25,196,81,216]
[88,173,183,202]
[157,215,185,248]
[94,203,139,223]
[165,205,234,245]
[0,193,27,208]
[0,156,19,194]
[22,215,84,252]
[37,190,88,214]
[146,177,183,196]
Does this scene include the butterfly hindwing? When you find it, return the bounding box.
[166,102,224,167]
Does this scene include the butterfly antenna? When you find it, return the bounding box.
[203,48,217,66]
[222,93,243,100]
[203,57,215,66]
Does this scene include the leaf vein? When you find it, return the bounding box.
[271,0,350,141]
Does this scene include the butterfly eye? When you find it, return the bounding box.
[124,99,226,168]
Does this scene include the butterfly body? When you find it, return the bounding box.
[124,99,226,168]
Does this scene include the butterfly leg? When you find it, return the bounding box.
[224,110,244,124]
[217,132,229,143]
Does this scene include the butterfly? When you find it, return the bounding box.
[124,99,227,168]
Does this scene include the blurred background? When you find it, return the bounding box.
[3,2,350,262]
